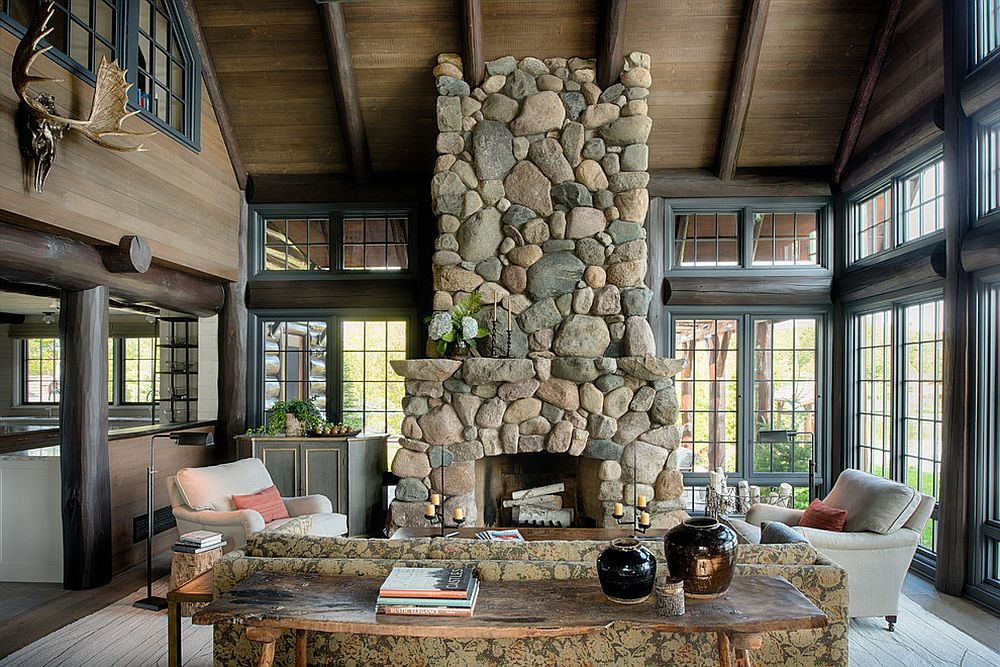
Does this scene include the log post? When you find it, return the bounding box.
[216,194,249,461]
[460,0,485,88]
[59,286,112,589]
[97,235,152,273]
[596,0,630,90]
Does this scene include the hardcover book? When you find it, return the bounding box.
[376,580,480,616]
[379,567,475,599]
[376,579,479,607]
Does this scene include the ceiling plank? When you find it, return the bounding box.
[715,0,770,181]
[318,2,373,184]
[596,0,630,90]
[461,0,485,87]
[648,168,831,198]
[831,0,904,184]
[176,0,248,190]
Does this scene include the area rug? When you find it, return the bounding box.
[1,583,995,666]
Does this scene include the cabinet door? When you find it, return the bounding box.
[259,445,299,497]
[302,445,345,512]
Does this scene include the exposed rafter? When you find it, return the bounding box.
[716,0,771,181]
[176,0,248,190]
[596,0,630,90]
[461,0,485,87]
[831,0,904,184]
[319,2,372,184]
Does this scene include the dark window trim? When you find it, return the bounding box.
[18,337,61,406]
[115,334,158,405]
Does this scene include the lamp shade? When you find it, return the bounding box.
[170,431,214,446]
[757,429,795,443]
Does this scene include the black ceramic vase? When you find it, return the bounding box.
[597,537,657,604]
[664,517,738,598]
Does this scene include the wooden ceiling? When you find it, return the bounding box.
[195,0,907,181]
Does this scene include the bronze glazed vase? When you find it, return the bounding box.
[664,517,738,598]
[596,537,657,604]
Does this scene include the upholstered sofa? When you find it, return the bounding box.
[209,532,849,666]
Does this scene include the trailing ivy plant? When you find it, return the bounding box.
[246,398,323,435]
[425,291,489,357]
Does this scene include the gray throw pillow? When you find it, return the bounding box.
[823,469,920,534]
[760,521,809,545]
[719,517,761,545]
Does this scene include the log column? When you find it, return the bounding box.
[216,194,249,461]
[59,286,112,589]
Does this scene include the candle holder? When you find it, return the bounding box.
[423,494,465,537]
[609,437,651,536]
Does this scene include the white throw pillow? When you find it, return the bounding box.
[823,469,920,534]
[174,458,275,511]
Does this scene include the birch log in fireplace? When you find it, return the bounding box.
[387,51,688,531]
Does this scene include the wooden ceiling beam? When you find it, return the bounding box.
[319,2,372,185]
[716,0,771,181]
[597,0,630,90]
[461,0,485,88]
[176,0,248,190]
[831,0,904,185]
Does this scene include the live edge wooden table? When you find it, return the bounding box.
[192,572,827,667]
[167,569,214,667]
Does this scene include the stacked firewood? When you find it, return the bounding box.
[502,483,573,527]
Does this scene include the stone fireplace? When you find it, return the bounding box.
[387,51,688,531]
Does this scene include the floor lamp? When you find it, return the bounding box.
[758,430,818,502]
[134,431,214,611]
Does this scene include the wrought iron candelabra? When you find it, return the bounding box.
[610,438,652,536]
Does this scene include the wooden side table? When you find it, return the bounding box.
[170,546,223,616]
[167,569,214,667]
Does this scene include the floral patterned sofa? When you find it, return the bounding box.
[210,531,848,666]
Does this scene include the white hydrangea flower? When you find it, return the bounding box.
[461,316,479,341]
[428,312,452,340]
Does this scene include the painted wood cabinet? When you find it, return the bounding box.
[237,435,387,536]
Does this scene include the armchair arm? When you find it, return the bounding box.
[172,505,266,535]
[283,494,333,516]
[745,503,804,527]
[797,526,920,551]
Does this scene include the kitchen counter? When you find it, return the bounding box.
[0,420,217,455]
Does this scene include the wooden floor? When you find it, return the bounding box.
[900,573,999,649]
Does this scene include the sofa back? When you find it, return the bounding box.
[173,458,274,512]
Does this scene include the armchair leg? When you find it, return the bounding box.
[885,615,896,632]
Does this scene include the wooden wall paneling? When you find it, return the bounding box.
[961,54,1000,122]
[937,0,972,596]
[855,0,944,154]
[59,286,111,589]
[831,0,904,184]
[247,173,428,204]
[481,0,598,60]
[835,240,947,302]
[0,34,240,282]
[647,168,831,198]
[740,0,882,167]
[663,274,832,306]
[216,194,249,462]
[961,217,1000,273]
[319,2,372,184]
[462,0,485,87]
[716,0,770,180]
[246,277,420,311]
[0,221,225,316]
[596,0,630,90]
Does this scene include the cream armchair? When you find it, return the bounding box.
[746,469,935,631]
[167,458,348,549]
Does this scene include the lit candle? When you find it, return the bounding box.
[637,495,647,508]
[424,503,436,518]
[453,507,465,521]
[493,299,497,322]
[613,502,624,516]
[430,493,441,506]
[639,511,650,526]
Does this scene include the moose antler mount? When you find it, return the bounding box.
[12,1,155,192]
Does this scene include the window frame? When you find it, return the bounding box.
[19,336,62,405]
[847,147,946,267]
[664,305,832,501]
[663,198,833,274]
[974,0,1000,65]
[0,0,201,150]
[115,335,159,405]
[248,204,419,280]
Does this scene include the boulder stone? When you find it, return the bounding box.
[624,316,656,356]
[402,396,429,416]
[391,449,431,479]
[550,182,593,211]
[621,66,652,88]
[390,359,461,381]
[448,440,485,462]
[599,460,623,481]
[400,437,429,453]
[511,91,566,136]
[526,251,585,300]
[500,264,527,293]
[560,121,585,166]
[599,481,625,501]
[582,438,623,460]
[472,120,516,180]
[591,284,621,316]
[606,259,645,288]
[609,171,650,192]
[417,404,464,446]
[630,385,656,412]
[559,91,587,120]
[498,378,540,401]
[535,378,581,411]
[502,69,538,99]
[640,425,681,450]
[480,428,502,457]
[486,56,517,76]
[519,435,546,452]
[503,397,543,423]
[575,237,605,265]
[504,161,554,216]
[621,144,649,171]
[613,410,652,446]
[406,380,443,398]
[518,298,562,333]
[457,207,503,262]
[621,441,669,485]
[437,76,471,96]
[654,469,685,500]
[427,446,455,468]
[476,397,506,429]
[580,103,620,129]
[573,286,594,314]
[598,115,652,145]
[395,478,430,502]
[451,393,482,427]
[430,462,476,496]
[575,159,608,192]
[588,412,618,439]
[650,387,680,425]
[595,373,624,392]
[551,357,601,383]
[579,382,604,413]
[537,73,563,91]
[553,315,610,357]
[623,483,656,504]
[615,189,649,223]
[507,244,543,268]
[436,96,462,132]
[547,420,573,453]
[434,265,484,292]
[519,415,551,436]
[621,287,653,317]
[528,138,574,184]
[603,386,634,419]
[618,357,687,382]
[481,93,519,123]
[565,206,606,238]
[463,358,536,384]
[500,423,519,453]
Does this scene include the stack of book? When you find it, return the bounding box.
[173,530,225,554]
[375,566,479,617]
[474,529,524,541]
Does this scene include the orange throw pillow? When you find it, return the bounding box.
[232,485,289,523]
[799,499,848,532]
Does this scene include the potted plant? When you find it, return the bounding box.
[425,292,489,359]
[248,398,323,436]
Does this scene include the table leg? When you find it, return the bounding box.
[732,633,763,667]
[246,627,282,667]
[736,648,753,667]
[295,629,308,667]
[167,600,181,667]
[717,632,732,667]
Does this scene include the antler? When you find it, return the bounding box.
[12,1,155,151]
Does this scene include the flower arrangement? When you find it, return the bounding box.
[425,291,489,357]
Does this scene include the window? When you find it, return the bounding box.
[261,320,328,417]
[1,0,199,147]
[673,212,739,267]
[978,124,1000,217]
[341,320,406,435]
[121,336,157,403]
[343,216,409,271]
[849,297,944,556]
[22,337,61,404]
[263,217,331,271]
[850,156,945,263]
[976,0,1000,63]
[669,311,824,509]
[751,211,818,266]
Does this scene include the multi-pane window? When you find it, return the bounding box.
[340,320,406,435]
[673,212,740,267]
[135,0,188,133]
[978,124,1000,217]
[343,216,409,271]
[976,0,1000,63]
[261,320,328,417]
[855,310,893,478]
[751,211,818,266]
[673,319,739,473]
[263,217,331,271]
[751,317,818,475]
[902,300,944,552]
[22,338,61,404]
[121,337,157,403]
[850,157,945,263]
[973,282,1000,597]
[2,0,117,74]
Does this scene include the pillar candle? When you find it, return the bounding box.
[639,511,650,526]
[493,299,497,322]
[636,495,647,508]
[453,507,465,521]
[430,493,441,506]
[424,503,436,518]
[613,502,624,516]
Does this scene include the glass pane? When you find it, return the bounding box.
[259,320,327,423]
[69,18,89,67]
[170,97,183,132]
[261,217,331,272]
[342,217,408,271]
[853,188,892,261]
[96,1,114,40]
[338,320,407,441]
